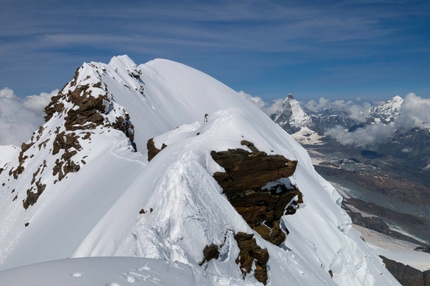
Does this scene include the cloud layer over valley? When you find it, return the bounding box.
[242,92,430,148]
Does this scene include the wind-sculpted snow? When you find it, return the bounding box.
[0,55,399,285]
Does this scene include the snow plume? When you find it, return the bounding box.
[0,87,58,146]
[238,91,284,117]
[326,93,430,147]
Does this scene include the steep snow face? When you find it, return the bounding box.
[369,95,404,124]
[287,96,314,131]
[0,61,143,270]
[0,55,399,285]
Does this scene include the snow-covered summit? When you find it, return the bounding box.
[273,94,321,145]
[368,95,404,124]
[0,56,399,285]
[274,94,314,131]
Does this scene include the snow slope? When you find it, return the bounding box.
[0,56,399,285]
[0,257,211,286]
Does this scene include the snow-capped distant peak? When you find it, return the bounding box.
[274,94,315,135]
[369,95,404,124]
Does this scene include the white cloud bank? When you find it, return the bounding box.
[239,91,285,117]
[326,93,430,147]
[305,97,372,122]
[0,87,58,146]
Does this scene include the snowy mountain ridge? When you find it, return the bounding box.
[0,55,399,285]
[368,95,404,124]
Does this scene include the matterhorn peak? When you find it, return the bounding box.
[283,93,295,104]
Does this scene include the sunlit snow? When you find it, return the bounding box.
[0,55,400,285]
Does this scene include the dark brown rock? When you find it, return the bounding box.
[23,178,46,210]
[381,255,430,286]
[234,232,269,285]
[211,141,301,246]
[10,142,35,180]
[51,132,82,182]
[147,138,167,162]
[199,244,220,266]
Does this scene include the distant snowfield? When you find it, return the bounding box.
[354,225,430,271]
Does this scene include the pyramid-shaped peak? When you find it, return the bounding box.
[282,93,295,104]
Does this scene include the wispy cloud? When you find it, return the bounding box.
[1,0,430,98]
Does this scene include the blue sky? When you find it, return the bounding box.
[1,0,429,102]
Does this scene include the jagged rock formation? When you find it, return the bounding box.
[199,244,220,266]
[381,256,430,286]
[146,138,167,162]
[2,63,138,210]
[211,140,301,246]
[234,232,269,285]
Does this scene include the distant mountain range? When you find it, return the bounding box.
[257,93,430,284]
[270,93,430,173]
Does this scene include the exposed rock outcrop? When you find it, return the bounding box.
[3,65,139,210]
[22,178,46,209]
[147,138,167,162]
[43,69,137,182]
[9,142,34,180]
[211,140,301,246]
[234,232,269,285]
[199,244,220,266]
[381,256,430,286]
